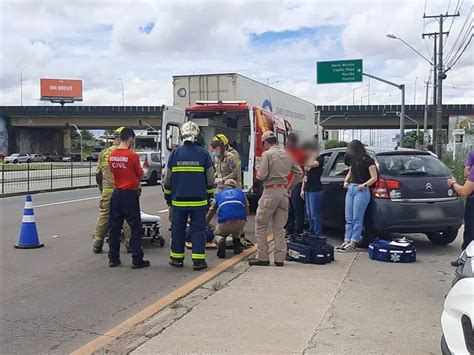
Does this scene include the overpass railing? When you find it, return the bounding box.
[0,162,97,196]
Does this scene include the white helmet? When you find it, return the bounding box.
[180,121,200,142]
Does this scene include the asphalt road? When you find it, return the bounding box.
[0,186,254,354]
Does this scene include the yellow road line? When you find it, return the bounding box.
[71,236,272,355]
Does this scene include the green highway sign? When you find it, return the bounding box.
[316,59,363,84]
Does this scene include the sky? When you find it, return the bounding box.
[0,0,473,110]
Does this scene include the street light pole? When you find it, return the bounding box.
[20,66,28,106]
[414,76,418,105]
[352,85,368,105]
[424,79,430,146]
[362,72,406,147]
[139,120,160,152]
[71,124,83,164]
[118,78,125,107]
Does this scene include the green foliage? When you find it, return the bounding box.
[324,140,348,149]
[404,131,424,149]
[71,129,94,141]
[442,155,466,185]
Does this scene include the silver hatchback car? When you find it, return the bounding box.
[137,151,161,185]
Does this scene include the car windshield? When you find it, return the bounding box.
[10,154,19,157]
[376,153,452,177]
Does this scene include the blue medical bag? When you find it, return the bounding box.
[368,239,416,263]
[286,233,334,265]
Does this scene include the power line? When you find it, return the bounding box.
[422,0,434,59]
[444,0,462,49]
[445,5,473,62]
[446,33,473,71]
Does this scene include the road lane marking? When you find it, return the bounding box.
[158,208,169,213]
[71,235,273,355]
[35,196,100,208]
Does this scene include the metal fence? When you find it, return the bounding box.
[1,162,97,196]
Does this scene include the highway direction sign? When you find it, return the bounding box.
[317,59,363,84]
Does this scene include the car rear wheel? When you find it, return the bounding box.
[27,159,31,163]
[426,230,458,245]
[147,171,158,185]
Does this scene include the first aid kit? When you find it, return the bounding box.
[368,238,416,263]
[286,233,334,265]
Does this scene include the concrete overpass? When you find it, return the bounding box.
[1,104,472,155]
[316,103,474,129]
[1,105,164,129]
[0,106,165,156]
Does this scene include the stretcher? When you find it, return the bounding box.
[107,211,165,248]
[140,211,165,247]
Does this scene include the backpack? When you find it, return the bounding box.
[368,238,416,263]
[286,233,334,265]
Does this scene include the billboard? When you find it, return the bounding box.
[40,78,83,102]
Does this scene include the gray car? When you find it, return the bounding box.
[138,151,161,185]
[320,147,464,245]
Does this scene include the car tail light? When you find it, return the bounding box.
[143,159,149,168]
[371,178,401,198]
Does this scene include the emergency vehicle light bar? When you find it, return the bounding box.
[195,100,247,105]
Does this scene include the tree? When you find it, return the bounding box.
[324,140,348,149]
[71,129,94,141]
[404,131,423,149]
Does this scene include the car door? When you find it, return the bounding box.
[321,151,349,227]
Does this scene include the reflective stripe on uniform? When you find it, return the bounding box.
[171,166,205,173]
[192,253,205,260]
[170,251,185,259]
[218,200,245,208]
[102,188,114,193]
[171,200,208,207]
[206,188,215,194]
[164,188,172,194]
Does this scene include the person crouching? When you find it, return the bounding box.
[206,179,249,259]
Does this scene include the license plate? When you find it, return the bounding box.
[418,207,443,220]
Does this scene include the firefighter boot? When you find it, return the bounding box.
[169,257,184,268]
[193,260,208,271]
[233,238,242,255]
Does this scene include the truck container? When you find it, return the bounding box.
[172,73,317,140]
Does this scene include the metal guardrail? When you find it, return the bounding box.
[0,162,97,196]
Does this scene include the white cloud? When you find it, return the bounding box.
[0,0,472,108]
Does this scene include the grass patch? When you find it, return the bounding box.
[211,281,224,291]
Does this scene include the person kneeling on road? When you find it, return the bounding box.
[108,127,150,269]
[206,179,249,259]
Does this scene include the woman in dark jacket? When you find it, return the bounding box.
[337,140,378,252]
[300,141,324,236]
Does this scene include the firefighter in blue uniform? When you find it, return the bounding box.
[163,121,215,270]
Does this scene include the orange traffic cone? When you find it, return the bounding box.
[15,195,44,249]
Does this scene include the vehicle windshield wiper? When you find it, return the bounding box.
[400,171,428,175]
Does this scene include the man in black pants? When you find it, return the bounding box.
[108,127,150,269]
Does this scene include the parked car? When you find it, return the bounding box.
[441,241,474,354]
[44,153,62,162]
[138,151,161,185]
[62,154,82,162]
[320,147,464,245]
[4,153,32,164]
[30,154,46,162]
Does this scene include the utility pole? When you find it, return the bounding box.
[423,11,459,157]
